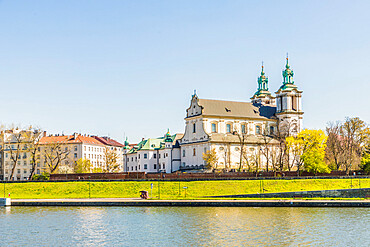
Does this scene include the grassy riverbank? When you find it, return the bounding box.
[2,178,369,199]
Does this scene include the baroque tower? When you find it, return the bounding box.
[251,63,275,105]
[275,56,303,135]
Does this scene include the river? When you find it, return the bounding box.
[0,207,369,246]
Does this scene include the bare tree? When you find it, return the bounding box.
[325,121,345,170]
[42,143,71,174]
[24,128,43,180]
[219,135,231,171]
[340,117,368,174]
[7,129,30,180]
[232,126,250,171]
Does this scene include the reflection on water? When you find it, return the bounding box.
[0,207,369,246]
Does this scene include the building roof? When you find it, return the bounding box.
[92,136,124,147]
[128,133,183,154]
[197,98,276,119]
[40,134,103,145]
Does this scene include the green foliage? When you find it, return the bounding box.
[361,152,370,174]
[286,129,330,174]
[5,179,369,199]
[74,159,92,173]
[32,172,50,181]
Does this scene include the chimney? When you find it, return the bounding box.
[74,133,78,139]
[43,131,47,137]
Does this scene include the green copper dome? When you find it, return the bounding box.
[164,129,172,142]
[253,64,271,96]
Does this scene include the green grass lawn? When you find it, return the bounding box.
[2,178,369,199]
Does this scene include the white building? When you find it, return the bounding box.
[124,131,183,173]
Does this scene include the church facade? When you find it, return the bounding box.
[179,57,303,171]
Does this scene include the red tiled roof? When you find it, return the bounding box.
[40,135,103,145]
[92,136,124,147]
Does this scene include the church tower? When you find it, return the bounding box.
[275,56,303,135]
[251,63,275,105]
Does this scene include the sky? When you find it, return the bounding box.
[0,0,369,143]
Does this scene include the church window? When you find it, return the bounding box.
[256,125,261,135]
[153,153,156,159]
[211,123,217,133]
[241,124,246,134]
[226,124,231,133]
[193,148,196,156]
[154,164,157,169]
[144,164,147,169]
[193,123,196,133]
[292,96,297,111]
[144,153,147,159]
[182,150,185,157]
[270,126,274,135]
[163,164,165,169]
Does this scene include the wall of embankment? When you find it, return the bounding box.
[209,188,370,199]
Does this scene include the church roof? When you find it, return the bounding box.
[197,98,276,120]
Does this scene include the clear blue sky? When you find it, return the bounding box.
[0,0,369,143]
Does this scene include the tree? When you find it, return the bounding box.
[24,128,43,180]
[286,129,329,175]
[6,129,30,180]
[325,121,345,170]
[233,126,250,171]
[42,143,71,174]
[219,135,231,170]
[202,148,218,170]
[104,146,120,172]
[74,158,92,173]
[340,117,369,174]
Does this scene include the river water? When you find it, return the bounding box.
[0,207,369,246]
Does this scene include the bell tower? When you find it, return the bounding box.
[251,63,275,105]
[275,56,303,135]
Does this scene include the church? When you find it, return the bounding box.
[179,57,303,171]
[123,57,303,173]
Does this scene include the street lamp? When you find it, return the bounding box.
[183,187,188,198]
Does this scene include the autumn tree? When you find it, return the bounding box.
[104,146,120,172]
[202,148,218,170]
